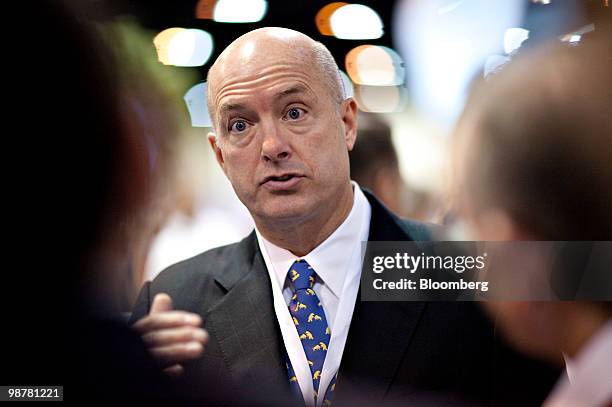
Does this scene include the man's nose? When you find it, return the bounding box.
[261,120,291,162]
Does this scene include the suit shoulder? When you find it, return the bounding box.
[397,218,443,241]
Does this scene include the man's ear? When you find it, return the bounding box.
[341,98,358,151]
[208,132,226,173]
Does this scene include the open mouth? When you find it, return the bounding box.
[269,174,294,182]
[261,173,304,190]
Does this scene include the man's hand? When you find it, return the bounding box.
[133,293,208,377]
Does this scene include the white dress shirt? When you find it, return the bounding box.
[255,182,371,407]
[544,321,612,407]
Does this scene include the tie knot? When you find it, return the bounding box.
[287,260,316,291]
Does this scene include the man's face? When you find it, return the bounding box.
[208,53,357,224]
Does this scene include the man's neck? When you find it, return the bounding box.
[256,183,355,257]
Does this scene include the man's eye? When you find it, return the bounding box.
[284,107,304,121]
[230,120,248,133]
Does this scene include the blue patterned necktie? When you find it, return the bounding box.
[285,259,337,406]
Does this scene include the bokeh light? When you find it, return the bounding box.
[483,54,510,77]
[153,27,186,65]
[437,0,464,15]
[184,82,212,127]
[213,0,267,23]
[166,29,214,67]
[353,85,408,112]
[195,0,216,19]
[345,45,405,86]
[394,0,524,124]
[503,27,529,54]
[339,70,354,98]
[330,4,383,40]
[315,2,348,36]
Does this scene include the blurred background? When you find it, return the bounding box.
[85,0,609,283]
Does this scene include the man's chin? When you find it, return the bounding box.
[262,207,308,222]
[256,198,315,223]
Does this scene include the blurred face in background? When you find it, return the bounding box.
[207,29,357,229]
[451,39,612,363]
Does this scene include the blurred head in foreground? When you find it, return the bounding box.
[4,0,188,394]
[26,1,187,313]
[452,36,612,364]
[98,19,199,309]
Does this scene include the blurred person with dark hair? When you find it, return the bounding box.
[452,32,612,407]
[349,113,432,220]
[1,1,206,403]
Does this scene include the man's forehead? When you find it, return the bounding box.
[213,48,315,83]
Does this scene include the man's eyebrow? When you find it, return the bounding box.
[218,103,247,116]
[217,86,312,116]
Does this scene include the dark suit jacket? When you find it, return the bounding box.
[131,191,558,406]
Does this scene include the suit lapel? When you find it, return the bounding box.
[205,232,293,401]
[336,191,427,401]
[202,192,429,403]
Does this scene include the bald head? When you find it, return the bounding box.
[207,27,345,130]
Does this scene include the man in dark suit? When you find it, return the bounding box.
[130,27,556,406]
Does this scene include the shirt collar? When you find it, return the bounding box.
[256,181,370,299]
